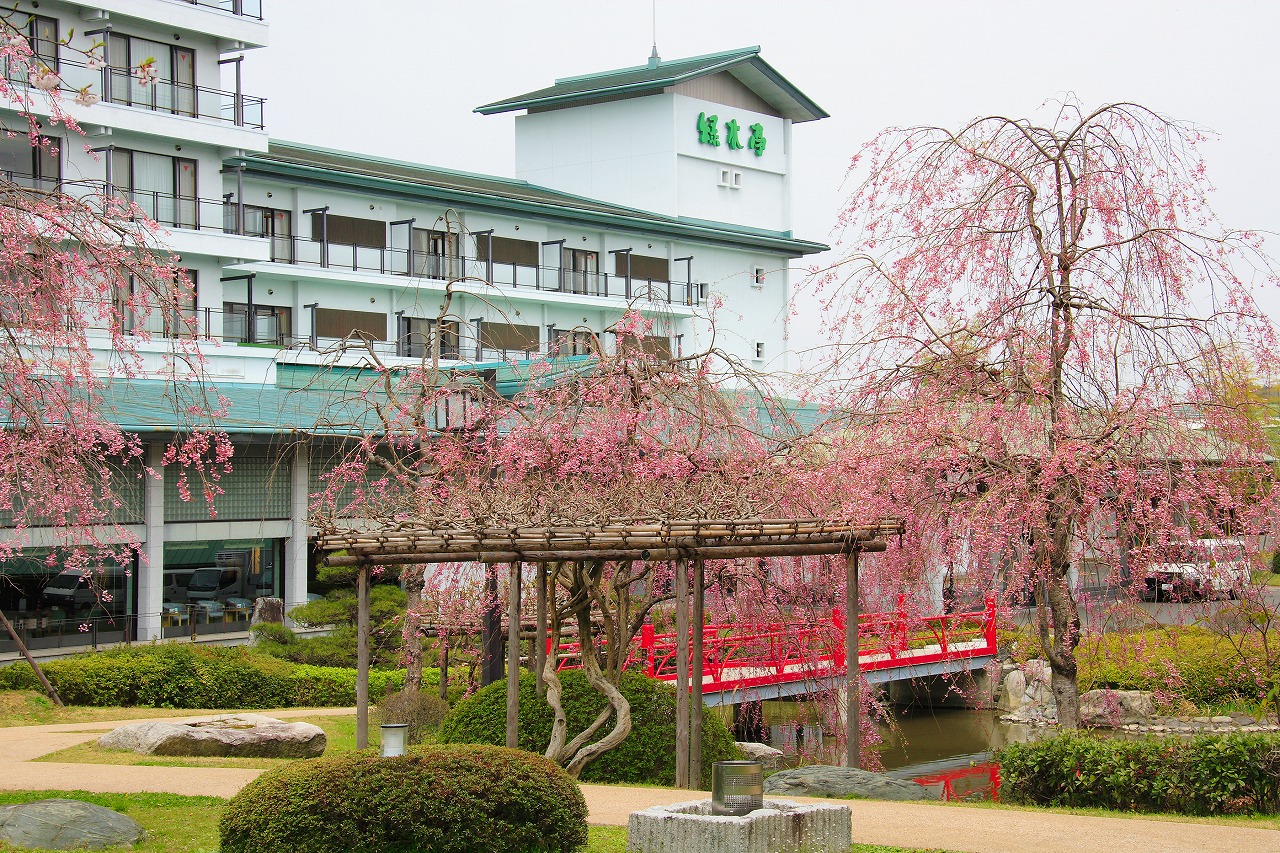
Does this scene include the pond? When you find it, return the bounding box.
[749,701,1044,801]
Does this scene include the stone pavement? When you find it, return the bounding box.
[2,711,1279,852]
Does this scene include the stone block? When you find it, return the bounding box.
[627,798,850,853]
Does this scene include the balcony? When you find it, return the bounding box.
[174,0,265,19]
[258,236,700,307]
[13,57,266,130]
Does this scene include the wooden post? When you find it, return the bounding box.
[535,563,547,695]
[674,558,690,789]
[356,563,370,750]
[844,549,860,769]
[506,561,521,749]
[690,556,704,788]
[481,563,502,686]
[0,609,61,706]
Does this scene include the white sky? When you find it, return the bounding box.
[243,0,1280,343]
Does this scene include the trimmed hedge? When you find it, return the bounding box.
[219,745,588,853]
[999,731,1280,815]
[0,644,405,708]
[440,670,741,786]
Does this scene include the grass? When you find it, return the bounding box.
[31,712,436,769]
[1250,569,1280,587]
[0,690,250,727]
[0,791,946,853]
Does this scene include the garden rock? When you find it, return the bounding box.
[763,766,927,801]
[1080,689,1157,727]
[999,659,1057,723]
[98,713,325,757]
[0,799,145,850]
[735,742,784,770]
[250,597,285,626]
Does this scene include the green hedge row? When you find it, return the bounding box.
[440,670,741,787]
[220,745,587,853]
[999,732,1280,815]
[0,644,405,708]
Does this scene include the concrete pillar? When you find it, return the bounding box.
[285,441,310,625]
[138,442,165,641]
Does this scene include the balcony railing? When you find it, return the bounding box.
[267,235,699,307]
[14,56,266,129]
[173,0,265,19]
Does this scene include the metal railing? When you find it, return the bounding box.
[269,236,699,306]
[173,0,265,19]
[20,56,266,129]
[0,611,135,653]
[116,187,246,234]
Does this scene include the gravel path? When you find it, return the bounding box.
[2,711,1278,852]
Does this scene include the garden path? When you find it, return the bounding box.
[0,711,1277,852]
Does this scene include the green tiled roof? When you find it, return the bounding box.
[232,142,828,258]
[476,46,828,123]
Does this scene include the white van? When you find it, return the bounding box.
[186,566,243,602]
[42,568,129,615]
[1144,539,1250,601]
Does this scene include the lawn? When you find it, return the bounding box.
[0,690,248,727]
[0,791,947,853]
[34,713,385,769]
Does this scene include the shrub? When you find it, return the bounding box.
[440,670,741,786]
[999,731,1280,815]
[0,645,406,708]
[375,689,450,744]
[219,745,588,853]
[251,622,296,646]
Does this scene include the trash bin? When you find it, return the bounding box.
[711,760,764,816]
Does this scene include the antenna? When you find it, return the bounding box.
[648,0,660,67]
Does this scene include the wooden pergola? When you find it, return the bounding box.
[319,517,901,783]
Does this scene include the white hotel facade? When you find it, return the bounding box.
[0,0,828,652]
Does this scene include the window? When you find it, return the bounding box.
[313,212,385,249]
[754,341,765,361]
[163,269,197,339]
[29,16,58,73]
[479,321,540,355]
[223,302,291,346]
[561,247,599,295]
[718,167,742,189]
[112,148,198,229]
[618,253,669,284]
[0,133,60,188]
[399,316,460,360]
[752,267,766,288]
[478,236,538,267]
[314,307,387,342]
[242,205,292,261]
[410,227,460,279]
[552,328,598,357]
[108,34,195,117]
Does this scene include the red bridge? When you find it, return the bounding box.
[558,597,999,706]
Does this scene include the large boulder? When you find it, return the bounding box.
[98,714,326,758]
[0,799,145,850]
[735,741,785,770]
[999,659,1056,720]
[250,597,285,626]
[1080,689,1157,727]
[763,766,927,801]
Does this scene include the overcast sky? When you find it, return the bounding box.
[242,0,1280,338]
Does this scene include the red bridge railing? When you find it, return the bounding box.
[553,597,998,695]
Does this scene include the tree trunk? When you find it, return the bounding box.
[0,610,62,706]
[403,566,424,692]
[1035,518,1081,728]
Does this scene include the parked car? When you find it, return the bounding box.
[1143,539,1250,601]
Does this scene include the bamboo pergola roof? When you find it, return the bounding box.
[319,517,903,566]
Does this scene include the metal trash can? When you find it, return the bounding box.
[711,760,764,816]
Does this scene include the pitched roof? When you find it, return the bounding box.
[475,46,828,123]
[231,142,828,257]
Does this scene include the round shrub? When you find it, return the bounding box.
[375,688,450,744]
[440,670,741,786]
[218,745,588,853]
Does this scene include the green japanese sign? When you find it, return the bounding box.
[697,112,766,157]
